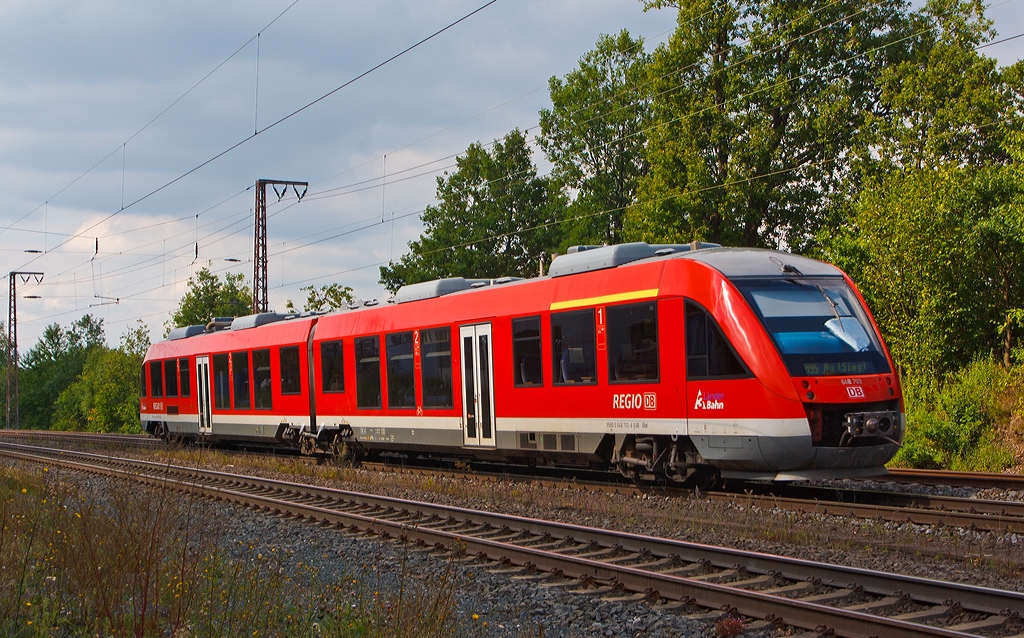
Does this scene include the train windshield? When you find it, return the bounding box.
[734,277,891,377]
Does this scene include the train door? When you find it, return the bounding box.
[196,356,212,435]
[459,323,495,447]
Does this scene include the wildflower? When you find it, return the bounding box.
[472,613,479,621]
[21,489,26,494]
[24,601,31,607]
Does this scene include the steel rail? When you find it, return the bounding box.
[2,442,1022,638]
[706,490,1024,534]
[887,468,1024,490]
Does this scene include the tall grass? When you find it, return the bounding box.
[0,462,469,637]
[891,358,1020,471]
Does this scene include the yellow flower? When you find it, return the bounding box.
[24,601,31,607]
[21,489,26,494]
[472,614,479,621]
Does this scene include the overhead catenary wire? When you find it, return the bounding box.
[12,5,1023,337]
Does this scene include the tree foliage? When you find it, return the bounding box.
[286,283,354,313]
[627,0,912,251]
[18,315,105,430]
[539,30,652,246]
[169,266,251,329]
[380,130,564,292]
[53,322,150,433]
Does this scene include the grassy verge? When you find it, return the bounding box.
[891,358,1024,472]
[0,461,473,637]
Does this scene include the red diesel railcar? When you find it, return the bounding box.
[141,243,903,484]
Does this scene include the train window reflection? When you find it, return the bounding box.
[734,278,890,377]
[150,360,163,398]
[253,349,272,410]
[213,354,229,409]
[355,336,381,409]
[551,309,596,385]
[387,332,415,409]
[164,359,178,397]
[512,317,542,387]
[320,341,344,393]
[420,328,453,409]
[280,346,301,395]
[685,301,748,379]
[140,365,147,398]
[607,303,658,383]
[232,352,251,410]
[179,358,190,397]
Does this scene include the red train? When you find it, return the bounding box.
[140,242,903,485]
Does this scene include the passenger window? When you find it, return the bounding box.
[164,359,178,397]
[140,365,147,398]
[280,346,301,395]
[355,336,382,409]
[253,349,272,409]
[386,332,415,409]
[607,303,659,382]
[320,341,344,393]
[179,358,190,397]
[150,360,163,398]
[232,351,251,409]
[512,317,542,387]
[213,354,230,409]
[420,327,453,409]
[551,310,596,385]
[685,301,748,379]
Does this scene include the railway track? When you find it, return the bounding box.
[886,468,1024,491]
[1,441,1022,638]
[3,429,1023,535]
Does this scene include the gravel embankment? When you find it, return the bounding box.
[31,460,765,638]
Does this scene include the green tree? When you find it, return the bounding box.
[380,130,564,292]
[53,322,150,433]
[538,30,652,246]
[861,0,1023,173]
[18,315,105,429]
[822,164,1023,377]
[285,283,353,313]
[627,0,912,250]
[169,266,251,330]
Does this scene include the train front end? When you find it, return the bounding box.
[677,248,903,481]
[732,272,903,477]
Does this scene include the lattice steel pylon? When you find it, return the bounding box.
[6,271,43,429]
[253,179,307,314]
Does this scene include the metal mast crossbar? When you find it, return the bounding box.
[253,179,307,313]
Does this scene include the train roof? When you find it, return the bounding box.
[153,243,842,348]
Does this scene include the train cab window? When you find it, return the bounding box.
[164,359,178,397]
[420,327,453,409]
[320,341,344,393]
[685,301,749,379]
[355,336,382,409]
[280,346,301,395]
[232,352,251,409]
[150,360,163,398]
[213,354,230,409]
[551,309,596,385]
[140,365,147,398]
[386,332,415,409]
[179,358,190,397]
[607,303,659,382]
[253,349,272,410]
[512,317,542,387]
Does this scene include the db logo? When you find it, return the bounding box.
[643,393,657,410]
[846,386,865,399]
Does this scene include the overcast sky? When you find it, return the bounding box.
[1,0,1022,351]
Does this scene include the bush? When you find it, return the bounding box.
[891,358,1016,471]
